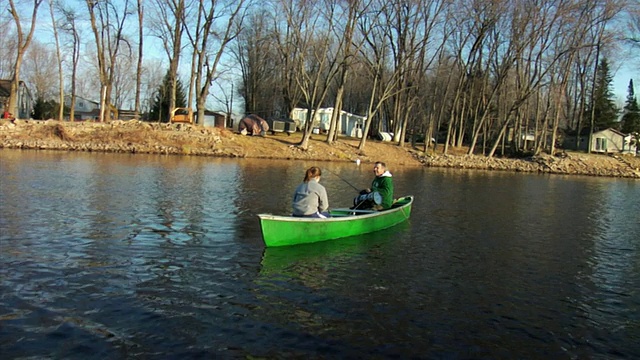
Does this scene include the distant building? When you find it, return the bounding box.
[291,107,367,138]
[64,95,101,121]
[198,110,227,128]
[505,124,556,151]
[0,79,33,119]
[590,128,637,155]
[117,110,138,120]
[564,127,636,155]
[64,95,126,121]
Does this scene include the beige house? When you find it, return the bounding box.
[590,128,636,155]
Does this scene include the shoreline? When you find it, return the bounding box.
[1,119,639,179]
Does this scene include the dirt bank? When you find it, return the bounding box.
[1,119,639,179]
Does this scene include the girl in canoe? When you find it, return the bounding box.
[292,166,330,218]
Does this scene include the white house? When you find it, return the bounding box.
[64,95,101,121]
[291,107,367,138]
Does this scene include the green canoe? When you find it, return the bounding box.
[258,196,413,247]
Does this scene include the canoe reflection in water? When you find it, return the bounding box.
[258,220,411,280]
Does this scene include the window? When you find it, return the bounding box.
[595,137,607,151]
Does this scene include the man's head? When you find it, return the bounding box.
[373,161,386,177]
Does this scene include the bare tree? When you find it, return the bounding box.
[149,0,186,122]
[210,78,234,125]
[135,0,144,119]
[626,1,640,45]
[623,1,640,81]
[541,2,600,156]
[324,0,368,144]
[22,40,57,100]
[139,59,166,116]
[7,0,43,118]
[233,12,279,117]
[58,4,81,121]
[0,17,19,78]
[583,0,624,153]
[274,0,343,150]
[183,0,202,116]
[441,0,499,155]
[356,1,411,151]
[271,1,304,119]
[424,51,458,153]
[396,0,449,148]
[483,1,565,157]
[373,0,446,147]
[191,0,247,126]
[86,0,134,121]
[49,0,64,121]
[112,54,137,109]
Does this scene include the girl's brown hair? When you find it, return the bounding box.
[303,166,322,182]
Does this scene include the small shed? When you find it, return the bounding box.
[267,118,296,134]
[342,112,366,138]
[199,110,227,128]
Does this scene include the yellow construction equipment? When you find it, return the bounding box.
[170,107,193,124]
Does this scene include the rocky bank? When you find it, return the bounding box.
[1,119,639,179]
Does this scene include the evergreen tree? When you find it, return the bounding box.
[31,97,60,120]
[148,70,187,122]
[620,79,640,134]
[587,58,619,130]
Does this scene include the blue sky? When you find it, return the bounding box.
[612,62,639,105]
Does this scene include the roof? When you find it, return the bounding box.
[567,127,630,137]
[204,110,225,116]
[65,94,99,106]
[594,127,630,137]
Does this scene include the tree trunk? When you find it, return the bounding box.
[135,0,144,120]
[168,0,185,121]
[49,1,64,121]
[488,118,511,158]
[358,72,381,151]
[326,87,344,144]
[298,108,315,150]
[7,0,42,118]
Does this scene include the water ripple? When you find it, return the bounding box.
[1,152,639,358]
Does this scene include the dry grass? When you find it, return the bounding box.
[1,119,638,177]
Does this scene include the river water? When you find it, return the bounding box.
[1,150,638,359]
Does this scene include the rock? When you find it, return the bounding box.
[1,119,638,178]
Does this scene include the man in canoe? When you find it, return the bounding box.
[292,166,330,218]
[354,161,394,210]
